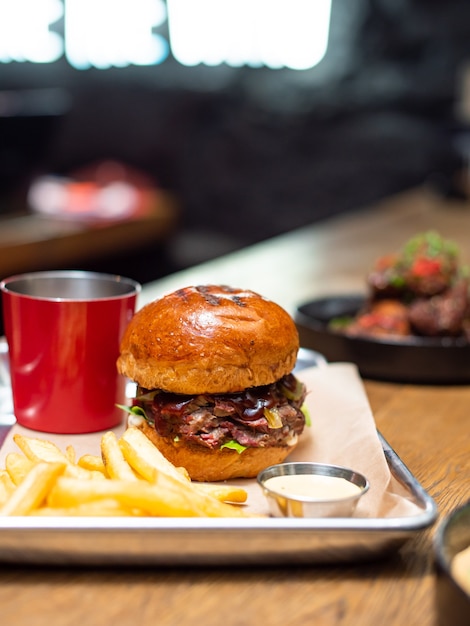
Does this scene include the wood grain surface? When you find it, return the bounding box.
[0,187,469,626]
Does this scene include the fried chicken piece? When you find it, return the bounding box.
[408,279,470,337]
[367,254,405,299]
[367,232,459,300]
[345,300,411,338]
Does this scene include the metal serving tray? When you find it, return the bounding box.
[0,340,437,566]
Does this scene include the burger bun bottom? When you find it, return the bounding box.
[135,420,297,482]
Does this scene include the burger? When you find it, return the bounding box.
[117,285,308,481]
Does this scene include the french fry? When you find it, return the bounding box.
[47,474,249,517]
[0,470,16,494]
[63,465,106,481]
[0,429,252,518]
[101,431,138,481]
[153,471,250,517]
[176,466,191,481]
[119,428,248,504]
[5,452,35,486]
[193,483,248,504]
[119,427,190,484]
[77,454,107,476]
[0,475,13,507]
[13,434,69,464]
[0,461,66,516]
[47,476,205,517]
[65,445,76,464]
[32,499,146,517]
[13,434,100,480]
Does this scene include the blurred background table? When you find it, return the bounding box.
[139,184,470,312]
[0,190,179,281]
[0,185,469,626]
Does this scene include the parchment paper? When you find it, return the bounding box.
[239,363,423,517]
[0,363,423,518]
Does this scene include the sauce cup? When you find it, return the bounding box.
[257,462,369,518]
[434,500,470,626]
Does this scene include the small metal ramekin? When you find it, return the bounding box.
[434,500,470,626]
[257,462,369,518]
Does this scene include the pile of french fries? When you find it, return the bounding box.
[0,427,250,517]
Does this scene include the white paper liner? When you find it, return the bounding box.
[0,363,423,518]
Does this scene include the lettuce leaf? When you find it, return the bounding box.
[301,403,311,427]
[116,404,148,420]
[221,440,247,454]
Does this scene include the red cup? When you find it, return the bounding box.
[0,270,140,433]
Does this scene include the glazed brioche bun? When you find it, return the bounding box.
[117,284,299,394]
[118,285,304,482]
[135,420,296,482]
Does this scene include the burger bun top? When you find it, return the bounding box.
[117,284,299,394]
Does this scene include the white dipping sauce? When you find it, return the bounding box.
[264,474,362,500]
[452,545,470,594]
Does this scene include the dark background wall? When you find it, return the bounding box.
[1,0,470,281]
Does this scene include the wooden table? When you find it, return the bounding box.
[0,190,178,279]
[0,186,469,626]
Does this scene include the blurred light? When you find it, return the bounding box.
[64,0,168,69]
[0,0,63,63]
[0,0,331,71]
[167,0,332,70]
[28,175,140,221]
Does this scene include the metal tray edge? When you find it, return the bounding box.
[0,432,438,566]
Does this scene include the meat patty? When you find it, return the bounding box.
[135,374,307,450]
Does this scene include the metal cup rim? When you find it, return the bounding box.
[0,270,141,301]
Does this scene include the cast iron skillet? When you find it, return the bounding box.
[295,294,470,384]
